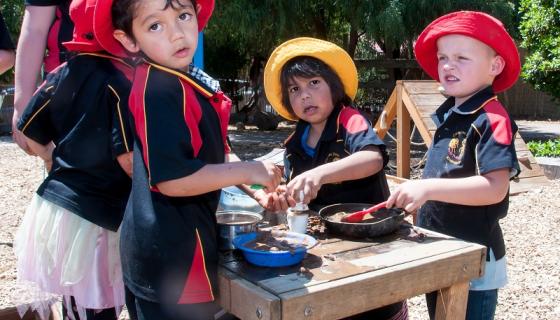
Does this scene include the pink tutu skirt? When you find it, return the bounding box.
[13,194,124,318]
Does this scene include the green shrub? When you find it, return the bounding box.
[527,138,560,157]
[1,0,24,84]
[519,0,560,100]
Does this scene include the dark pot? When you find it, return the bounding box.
[319,203,404,238]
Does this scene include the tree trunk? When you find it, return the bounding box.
[347,26,359,59]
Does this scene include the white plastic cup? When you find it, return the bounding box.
[287,208,309,234]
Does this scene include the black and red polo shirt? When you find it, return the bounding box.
[418,86,520,261]
[25,0,73,72]
[284,105,390,209]
[17,53,134,231]
[120,61,231,304]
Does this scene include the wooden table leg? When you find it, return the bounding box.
[396,81,411,179]
[434,281,470,320]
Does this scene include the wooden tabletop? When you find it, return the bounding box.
[218,224,486,320]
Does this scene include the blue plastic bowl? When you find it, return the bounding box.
[233,231,317,267]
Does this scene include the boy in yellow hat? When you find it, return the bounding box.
[387,11,521,319]
[262,37,408,320]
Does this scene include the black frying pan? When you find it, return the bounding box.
[319,203,405,238]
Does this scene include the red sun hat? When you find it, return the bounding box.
[414,11,520,93]
[94,0,215,57]
[63,0,104,52]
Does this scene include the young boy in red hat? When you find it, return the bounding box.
[14,0,134,319]
[94,0,282,318]
[386,11,521,319]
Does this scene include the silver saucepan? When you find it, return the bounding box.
[216,210,263,250]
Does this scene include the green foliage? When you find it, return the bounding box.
[205,1,517,82]
[528,139,560,157]
[0,0,23,84]
[1,0,23,39]
[519,0,560,100]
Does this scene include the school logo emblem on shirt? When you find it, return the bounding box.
[447,131,467,164]
[326,152,341,163]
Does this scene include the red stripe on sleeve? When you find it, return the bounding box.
[483,100,513,145]
[130,65,153,185]
[209,92,232,153]
[339,107,368,134]
[182,83,203,157]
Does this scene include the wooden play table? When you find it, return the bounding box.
[218,223,486,320]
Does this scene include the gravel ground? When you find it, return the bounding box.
[1,125,559,319]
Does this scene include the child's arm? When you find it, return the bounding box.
[26,138,54,170]
[287,146,384,204]
[224,152,273,207]
[117,152,133,177]
[386,168,510,212]
[107,75,135,178]
[156,161,282,197]
[225,152,293,211]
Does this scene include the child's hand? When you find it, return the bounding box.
[253,185,295,212]
[286,170,322,204]
[44,159,53,172]
[252,189,274,211]
[386,180,430,212]
[117,152,133,177]
[270,185,297,212]
[249,161,282,192]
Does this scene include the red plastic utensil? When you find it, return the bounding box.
[341,201,388,223]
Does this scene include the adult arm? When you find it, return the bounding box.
[13,6,56,154]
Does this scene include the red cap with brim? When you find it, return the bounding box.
[94,0,215,57]
[63,0,104,52]
[414,11,520,93]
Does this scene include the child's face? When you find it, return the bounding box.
[116,0,200,70]
[436,34,504,106]
[287,76,334,127]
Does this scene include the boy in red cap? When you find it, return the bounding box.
[94,0,282,318]
[13,0,134,319]
[386,11,521,320]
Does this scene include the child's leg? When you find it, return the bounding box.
[425,289,498,320]
[125,286,222,320]
[425,291,437,319]
[465,289,498,320]
[62,295,118,320]
[342,301,408,319]
[125,287,139,320]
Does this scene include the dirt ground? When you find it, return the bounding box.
[1,123,560,319]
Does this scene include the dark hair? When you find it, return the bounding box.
[112,0,197,39]
[280,56,351,118]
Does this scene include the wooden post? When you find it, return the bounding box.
[396,81,411,178]
[373,89,397,139]
[434,281,470,320]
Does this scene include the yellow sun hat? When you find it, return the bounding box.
[264,37,358,121]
